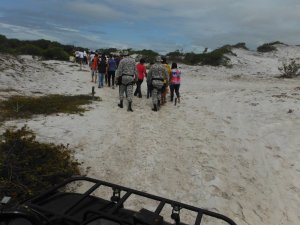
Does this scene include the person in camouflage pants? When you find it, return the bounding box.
[147,56,169,111]
[115,52,138,112]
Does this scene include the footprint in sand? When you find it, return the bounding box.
[204,171,216,182]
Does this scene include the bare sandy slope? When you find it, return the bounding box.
[0,46,300,225]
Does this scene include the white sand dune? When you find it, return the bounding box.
[0,45,300,225]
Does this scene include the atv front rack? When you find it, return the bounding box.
[1,176,237,225]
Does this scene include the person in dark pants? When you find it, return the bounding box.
[147,56,169,111]
[107,55,117,89]
[134,58,147,98]
[97,54,108,88]
[146,62,154,99]
[115,51,138,112]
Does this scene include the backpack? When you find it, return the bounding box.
[108,59,117,71]
[98,58,107,73]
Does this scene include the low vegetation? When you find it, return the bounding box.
[278,59,300,78]
[183,44,235,66]
[0,125,81,201]
[231,42,249,50]
[131,49,159,63]
[257,41,285,52]
[101,43,245,66]
[0,94,101,120]
[0,35,247,66]
[0,94,97,200]
[0,35,75,61]
[166,50,185,63]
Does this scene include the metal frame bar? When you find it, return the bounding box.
[25,176,237,225]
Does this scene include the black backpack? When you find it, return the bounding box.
[98,58,107,73]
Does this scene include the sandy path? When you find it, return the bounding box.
[1,59,300,225]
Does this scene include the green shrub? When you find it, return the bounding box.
[232,42,248,50]
[0,35,73,60]
[31,39,52,49]
[183,45,233,66]
[184,52,203,65]
[166,50,184,63]
[257,42,278,52]
[131,49,159,63]
[43,47,69,60]
[0,125,80,201]
[278,59,300,78]
[19,44,43,56]
[0,94,100,120]
[269,41,285,45]
[202,45,232,66]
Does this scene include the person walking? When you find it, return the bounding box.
[170,62,182,103]
[79,51,84,70]
[147,56,169,111]
[83,50,88,64]
[115,51,138,112]
[107,55,117,89]
[91,53,98,83]
[161,56,171,105]
[97,54,108,88]
[134,58,147,98]
[146,62,154,99]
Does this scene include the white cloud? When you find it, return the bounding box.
[1,0,300,52]
[56,27,79,32]
[0,22,61,42]
[66,1,124,21]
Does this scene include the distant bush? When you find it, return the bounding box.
[204,45,233,66]
[184,52,202,65]
[183,45,233,66]
[278,59,300,78]
[232,42,248,50]
[96,48,118,55]
[0,35,73,61]
[31,39,52,49]
[43,47,69,60]
[257,44,276,52]
[0,125,81,201]
[131,49,159,63]
[257,41,284,52]
[269,41,285,45]
[166,50,184,63]
[19,44,43,56]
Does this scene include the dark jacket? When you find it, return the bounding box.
[98,58,107,73]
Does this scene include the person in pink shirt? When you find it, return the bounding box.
[134,58,147,98]
[170,62,181,103]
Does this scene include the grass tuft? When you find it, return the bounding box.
[0,94,101,120]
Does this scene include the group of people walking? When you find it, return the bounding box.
[87,51,181,112]
[89,53,120,88]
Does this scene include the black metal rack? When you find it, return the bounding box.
[15,176,237,225]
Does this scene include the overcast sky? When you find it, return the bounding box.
[1,0,300,53]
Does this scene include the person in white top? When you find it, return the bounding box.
[83,51,87,64]
[78,51,84,70]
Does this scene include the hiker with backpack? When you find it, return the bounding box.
[115,51,138,112]
[107,55,117,89]
[147,56,169,111]
[97,54,108,88]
